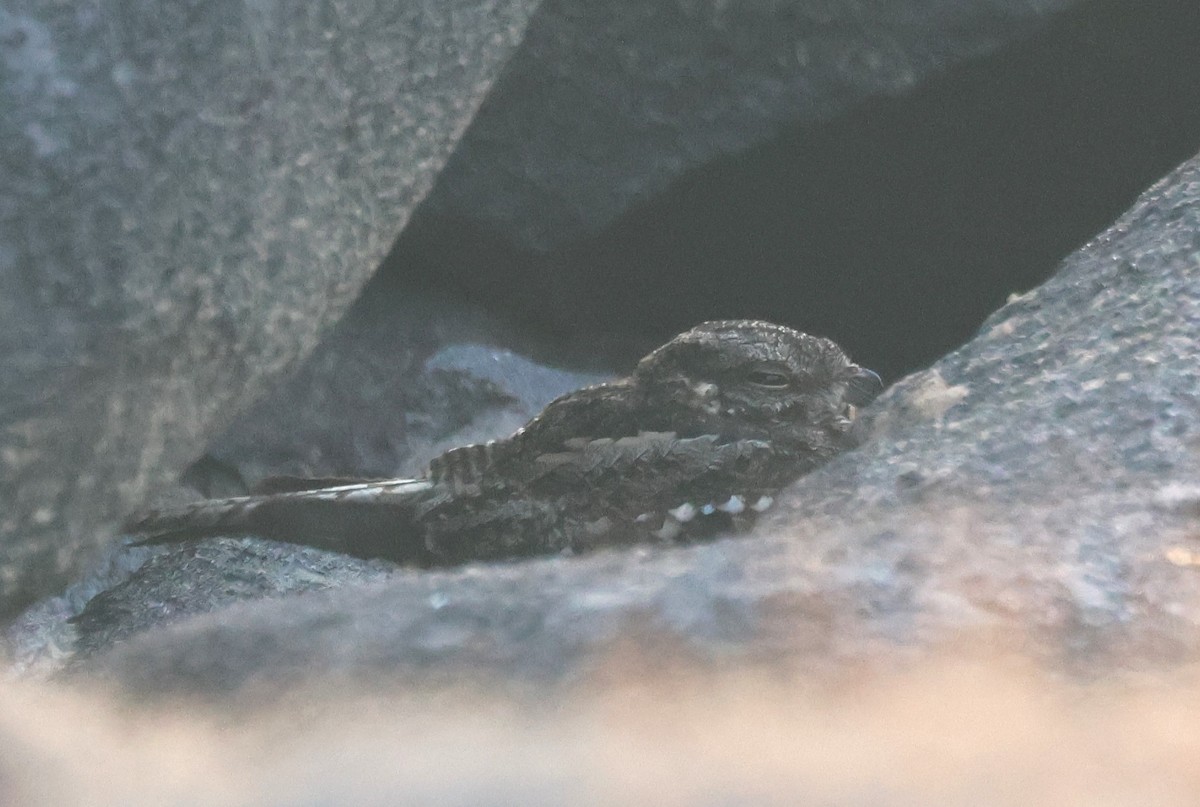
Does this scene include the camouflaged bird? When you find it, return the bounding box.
[126,321,882,565]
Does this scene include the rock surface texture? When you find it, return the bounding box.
[0,0,537,616]
[72,152,1200,697]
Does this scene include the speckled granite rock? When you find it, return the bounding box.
[0,0,538,616]
[68,540,400,662]
[69,152,1200,699]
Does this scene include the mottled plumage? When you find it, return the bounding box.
[126,321,881,564]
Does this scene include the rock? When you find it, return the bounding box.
[71,151,1200,699]
[68,540,399,663]
[1,543,153,677]
[0,0,538,616]
[4,660,1200,806]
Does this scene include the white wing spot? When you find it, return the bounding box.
[340,487,381,502]
[751,495,774,512]
[716,495,746,514]
[668,503,696,522]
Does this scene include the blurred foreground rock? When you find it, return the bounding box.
[60,151,1200,698]
[4,660,1200,806]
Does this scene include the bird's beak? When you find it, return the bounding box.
[845,366,884,407]
[837,366,883,428]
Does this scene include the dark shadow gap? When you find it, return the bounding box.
[376,0,1200,381]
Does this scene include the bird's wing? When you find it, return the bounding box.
[124,478,436,562]
[520,432,779,507]
[249,475,393,495]
[419,433,784,563]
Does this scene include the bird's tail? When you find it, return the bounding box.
[124,478,436,562]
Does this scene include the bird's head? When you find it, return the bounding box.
[633,320,882,457]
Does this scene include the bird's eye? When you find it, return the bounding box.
[746,370,791,389]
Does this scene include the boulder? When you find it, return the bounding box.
[0,0,538,615]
